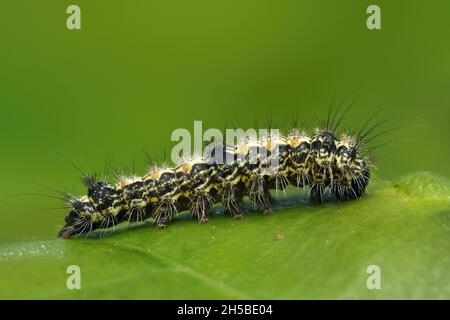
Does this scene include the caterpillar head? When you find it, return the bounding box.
[58,177,122,238]
[58,196,94,238]
[311,130,337,168]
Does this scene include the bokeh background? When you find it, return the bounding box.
[1,0,450,242]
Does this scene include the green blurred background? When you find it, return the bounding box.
[1,0,449,242]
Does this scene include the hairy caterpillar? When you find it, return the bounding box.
[58,108,376,239]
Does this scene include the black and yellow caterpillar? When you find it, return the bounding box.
[58,120,373,238]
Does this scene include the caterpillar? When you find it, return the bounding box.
[58,109,376,239]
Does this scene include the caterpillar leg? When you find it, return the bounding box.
[190,192,214,224]
[309,183,326,203]
[257,191,272,214]
[153,197,177,228]
[222,184,244,219]
[267,173,289,199]
[249,176,272,214]
[333,180,368,200]
[155,214,169,228]
[223,198,244,218]
[229,201,244,219]
[125,202,150,224]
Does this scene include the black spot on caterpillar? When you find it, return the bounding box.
[58,106,380,239]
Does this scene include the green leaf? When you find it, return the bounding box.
[1,171,449,299]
